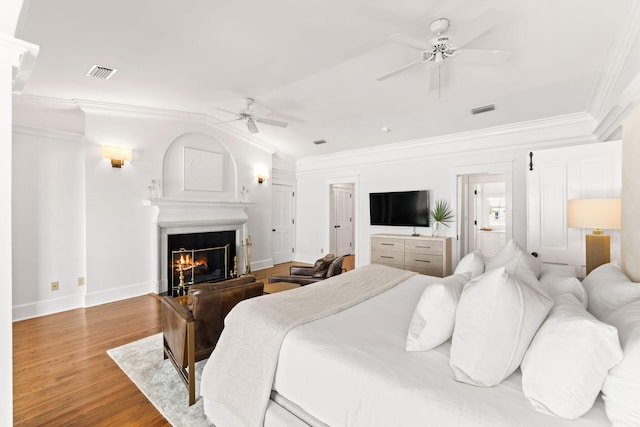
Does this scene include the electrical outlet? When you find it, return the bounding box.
[78,277,85,286]
[51,281,59,291]
[320,248,324,254]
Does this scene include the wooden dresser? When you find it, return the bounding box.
[370,234,452,277]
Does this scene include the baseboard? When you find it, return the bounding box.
[84,281,154,308]
[13,294,86,322]
[250,258,273,272]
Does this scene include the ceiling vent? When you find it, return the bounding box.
[471,104,495,115]
[86,65,118,80]
[313,139,327,145]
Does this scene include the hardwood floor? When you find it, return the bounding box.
[12,255,355,425]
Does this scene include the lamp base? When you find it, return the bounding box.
[586,234,610,276]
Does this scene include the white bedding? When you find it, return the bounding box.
[273,274,610,427]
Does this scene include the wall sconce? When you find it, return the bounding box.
[102,145,132,168]
[568,198,622,275]
[255,167,269,184]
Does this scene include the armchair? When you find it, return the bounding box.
[161,275,264,405]
[268,254,345,285]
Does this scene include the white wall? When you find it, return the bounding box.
[295,116,596,268]
[622,104,640,281]
[12,102,274,317]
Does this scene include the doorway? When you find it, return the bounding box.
[330,183,354,257]
[458,173,510,261]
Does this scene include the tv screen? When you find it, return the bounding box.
[369,190,429,227]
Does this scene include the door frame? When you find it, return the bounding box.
[272,183,295,265]
[330,183,354,256]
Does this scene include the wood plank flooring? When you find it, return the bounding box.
[12,255,354,425]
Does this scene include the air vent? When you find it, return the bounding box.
[86,65,118,80]
[471,104,495,115]
[313,139,327,145]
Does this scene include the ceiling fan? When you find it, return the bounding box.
[376,9,511,91]
[216,98,288,134]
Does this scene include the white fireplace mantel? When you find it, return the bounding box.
[144,197,253,293]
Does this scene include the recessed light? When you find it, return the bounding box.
[381,127,391,133]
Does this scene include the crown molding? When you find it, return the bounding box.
[0,34,39,93]
[13,94,79,111]
[588,1,640,124]
[297,113,597,174]
[593,72,640,141]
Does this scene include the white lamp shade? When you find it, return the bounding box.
[568,198,622,230]
[101,145,132,162]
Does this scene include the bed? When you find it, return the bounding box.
[200,243,640,427]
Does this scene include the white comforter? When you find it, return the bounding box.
[273,274,610,427]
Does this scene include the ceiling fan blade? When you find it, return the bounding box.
[212,118,243,125]
[387,33,431,51]
[247,118,259,134]
[453,9,500,48]
[255,117,288,128]
[217,108,241,117]
[453,48,511,64]
[376,59,426,81]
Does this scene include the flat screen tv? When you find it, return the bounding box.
[369,190,430,227]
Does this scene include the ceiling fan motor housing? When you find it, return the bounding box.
[429,18,450,35]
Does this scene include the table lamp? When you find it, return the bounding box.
[568,198,622,275]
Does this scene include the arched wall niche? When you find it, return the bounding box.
[162,132,238,201]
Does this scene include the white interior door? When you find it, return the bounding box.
[527,141,622,276]
[332,184,353,256]
[272,184,294,265]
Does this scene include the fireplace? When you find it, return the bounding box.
[167,230,236,296]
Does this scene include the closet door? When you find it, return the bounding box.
[527,141,621,276]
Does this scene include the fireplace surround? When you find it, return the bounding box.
[145,198,252,295]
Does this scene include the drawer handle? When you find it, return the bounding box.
[416,259,432,263]
[381,243,394,246]
[416,246,432,249]
[380,256,395,259]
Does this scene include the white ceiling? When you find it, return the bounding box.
[15,0,637,158]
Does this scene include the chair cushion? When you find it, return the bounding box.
[311,254,336,278]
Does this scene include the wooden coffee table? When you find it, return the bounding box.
[263,281,301,294]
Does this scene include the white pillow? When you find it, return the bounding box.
[602,299,640,426]
[521,294,623,419]
[449,267,553,387]
[485,239,542,279]
[406,274,471,351]
[538,265,588,308]
[454,251,485,278]
[583,262,640,320]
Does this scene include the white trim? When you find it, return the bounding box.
[84,281,151,308]
[297,114,596,173]
[12,294,86,322]
[0,34,39,92]
[588,1,640,123]
[12,124,83,141]
[593,72,640,141]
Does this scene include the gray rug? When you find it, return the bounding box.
[107,333,212,426]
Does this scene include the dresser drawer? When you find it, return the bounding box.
[371,237,404,252]
[371,249,405,267]
[405,253,444,276]
[405,239,443,255]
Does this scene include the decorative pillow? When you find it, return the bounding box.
[311,254,336,278]
[454,251,485,278]
[405,273,471,352]
[583,262,640,320]
[449,267,553,387]
[521,294,623,419]
[485,239,542,279]
[602,299,640,426]
[538,265,587,308]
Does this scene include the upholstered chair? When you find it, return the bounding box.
[161,275,264,405]
[268,254,345,285]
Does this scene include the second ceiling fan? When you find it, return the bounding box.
[376,9,511,91]
[217,98,288,134]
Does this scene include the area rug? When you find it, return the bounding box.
[107,333,212,426]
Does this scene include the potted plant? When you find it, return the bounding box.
[430,199,454,237]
